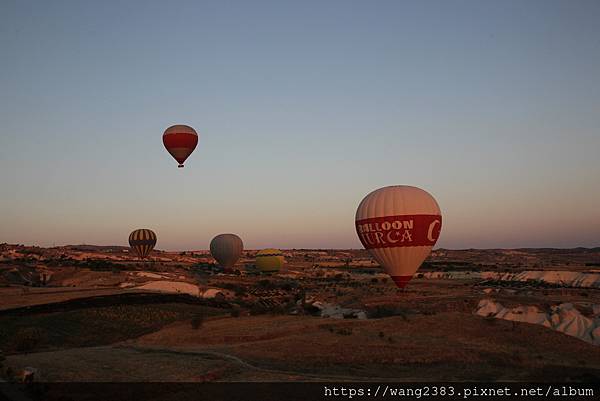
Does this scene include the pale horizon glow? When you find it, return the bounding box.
[1,1,599,250]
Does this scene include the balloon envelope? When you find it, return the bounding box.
[163,125,198,168]
[210,234,243,273]
[129,229,157,259]
[355,185,442,289]
[255,249,285,274]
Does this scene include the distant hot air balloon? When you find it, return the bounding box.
[163,125,198,168]
[210,234,243,273]
[129,229,157,259]
[355,186,442,289]
[255,249,285,274]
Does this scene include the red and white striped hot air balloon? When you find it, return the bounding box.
[163,125,198,168]
[355,185,442,289]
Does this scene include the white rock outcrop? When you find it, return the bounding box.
[423,270,600,288]
[136,280,200,296]
[475,299,600,345]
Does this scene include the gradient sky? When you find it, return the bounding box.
[1,0,599,250]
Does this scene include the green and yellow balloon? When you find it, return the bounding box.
[255,249,285,274]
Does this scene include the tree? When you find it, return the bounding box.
[190,312,205,330]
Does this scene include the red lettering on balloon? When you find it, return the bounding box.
[355,214,442,249]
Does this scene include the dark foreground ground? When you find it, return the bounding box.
[1,280,600,382]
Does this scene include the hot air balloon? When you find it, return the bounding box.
[210,234,243,273]
[129,229,157,259]
[355,186,442,289]
[255,249,285,274]
[163,124,198,168]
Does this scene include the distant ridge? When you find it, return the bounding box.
[65,244,130,252]
[1,243,598,252]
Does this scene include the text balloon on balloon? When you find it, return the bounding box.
[355,185,442,289]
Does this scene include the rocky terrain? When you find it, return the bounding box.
[1,244,600,382]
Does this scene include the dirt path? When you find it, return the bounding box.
[118,345,417,381]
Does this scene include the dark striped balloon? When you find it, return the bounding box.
[129,229,157,259]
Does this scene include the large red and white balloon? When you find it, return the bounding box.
[163,125,198,168]
[355,186,442,289]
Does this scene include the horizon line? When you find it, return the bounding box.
[3,243,599,252]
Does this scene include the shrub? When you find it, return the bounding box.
[336,327,353,336]
[250,303,269,316]
[84,259,120,271]
[257,279,272,289]
[482,315,497,325]
[280,281,297,291]
[5,367,15,382]
[14,327,45,352]
[367,305,411,320]
[269,305,288,315]
[190,313,205,330]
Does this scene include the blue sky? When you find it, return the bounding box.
[1,0,599,249]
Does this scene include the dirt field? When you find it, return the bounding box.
[4,281,600,381]
[2,247,600,382]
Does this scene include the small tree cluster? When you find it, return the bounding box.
[190,312,205,330]
[14,327,45,352]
